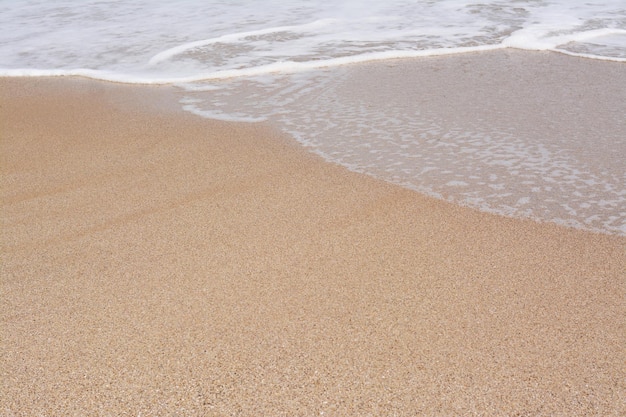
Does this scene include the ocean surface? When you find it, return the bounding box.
[1,0,625,235]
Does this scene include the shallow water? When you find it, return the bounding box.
[179,51,626,235]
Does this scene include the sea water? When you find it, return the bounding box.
[1,1,625,235]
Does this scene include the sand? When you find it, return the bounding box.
[1,60,625,416]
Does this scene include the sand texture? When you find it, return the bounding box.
[1,75,625,416]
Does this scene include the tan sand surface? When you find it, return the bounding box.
[1,74,625,416]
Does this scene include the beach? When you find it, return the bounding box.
[1,54,625,416]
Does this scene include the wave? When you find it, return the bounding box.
[2,38,624,85]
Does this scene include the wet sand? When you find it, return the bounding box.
[1,70,625,415]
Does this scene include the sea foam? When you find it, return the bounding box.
[1,0,625,83]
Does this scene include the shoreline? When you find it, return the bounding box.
[168,50,626,236]
[1,74,625,415]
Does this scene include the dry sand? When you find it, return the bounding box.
[1,71,625,416]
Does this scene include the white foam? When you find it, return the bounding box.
[181,104,266,123]
[148,19,340,66]
[2,1,624,84]
[446,181,469,187]
[0,45,508,84]
[505,27,626,62]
